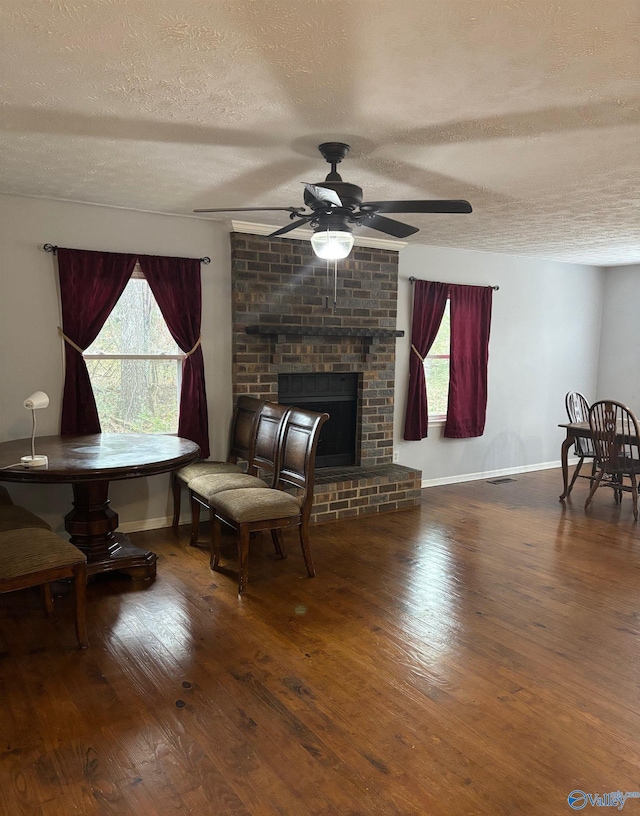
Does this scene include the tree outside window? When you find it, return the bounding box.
[423,299,450,420]
[84,267,183,433]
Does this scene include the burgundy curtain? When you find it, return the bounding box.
[403,280,449,440]
[444,285,492,438]
[139,255,209,458]
[58,248,136,435]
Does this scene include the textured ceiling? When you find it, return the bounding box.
[1,0,638,265]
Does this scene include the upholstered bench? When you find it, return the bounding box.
[0,485,53,532]
[0,485,88,648]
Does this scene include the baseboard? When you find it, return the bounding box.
[118,460,578,529]
[118,514,201,534]
[421,458,578,489]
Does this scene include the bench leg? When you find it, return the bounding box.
[73,562,89,649]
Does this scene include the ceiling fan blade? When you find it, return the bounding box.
[361,214,420,239]
[362,200,473,214]
[268,216,314,238]
[193,206,304,214]
[302,183,342,207]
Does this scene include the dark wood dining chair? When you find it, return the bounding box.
[172,395,265,527]
[585,400,640,521]
[188,402,291,546]
[564,391,597,497]
[207,406,329,595]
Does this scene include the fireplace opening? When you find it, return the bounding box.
[278,373,359,468]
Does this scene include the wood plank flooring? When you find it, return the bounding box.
[2,469,640,815]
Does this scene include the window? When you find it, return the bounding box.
[424,299,450,420]
[84,266,183,433]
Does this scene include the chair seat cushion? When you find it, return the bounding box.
[190,473,268,501]
[0,528,85,582]
[0,506,52,533]
[210,488,303,523]
[176,460,245,485]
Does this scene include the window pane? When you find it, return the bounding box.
[430,302,450,355]
[86,358,179,433]
[424,358,449,416]
[85,278,180,355]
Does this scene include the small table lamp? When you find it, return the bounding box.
[22,391,49,468]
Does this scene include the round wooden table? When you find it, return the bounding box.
[0,433,200,581]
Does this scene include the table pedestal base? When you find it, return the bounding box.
[66,479,157,582]
[84,533,157,581]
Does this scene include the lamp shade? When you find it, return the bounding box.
[310,229,355,260]
[24,391,49,410]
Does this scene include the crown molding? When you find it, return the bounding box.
[229,220,407,252]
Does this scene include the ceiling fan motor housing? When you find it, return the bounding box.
[314,210,354,234]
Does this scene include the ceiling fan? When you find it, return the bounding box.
[194,142,472,259]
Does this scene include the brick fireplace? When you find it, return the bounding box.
[230,230,422,523]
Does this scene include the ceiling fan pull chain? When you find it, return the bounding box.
[325,258,330,309]
[333,258,338,311]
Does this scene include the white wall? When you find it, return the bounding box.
[394,245,604,484]
[597,264,640,407]
[0,194,609,527]
[0,194,232,533]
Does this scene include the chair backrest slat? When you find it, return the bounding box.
[250,402,291,477]
[589,400,640,475]
[275,407,329,514]
[565,391,595,458]
[228,396,265,464]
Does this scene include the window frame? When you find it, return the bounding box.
[423,297,451,423]
[82,264,185,434]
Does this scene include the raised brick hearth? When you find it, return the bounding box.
[230,231,422,523]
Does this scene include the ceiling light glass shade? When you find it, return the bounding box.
[310,230,355,260]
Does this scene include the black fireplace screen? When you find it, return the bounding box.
[278,373,358,468]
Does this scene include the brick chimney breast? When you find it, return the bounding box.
[230,232,421,522]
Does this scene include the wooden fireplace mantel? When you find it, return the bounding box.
[245,324,404,359]
[245,325,404,339]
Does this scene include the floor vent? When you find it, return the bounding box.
[487,477,517,485]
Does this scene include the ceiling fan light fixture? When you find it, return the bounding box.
[310,229,354,260]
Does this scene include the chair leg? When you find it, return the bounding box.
[585,469,604,510]
[42,583,54,616]
[210,515,222,570]
[566,456,584,497]
[171,472,181,528]
[237,526,251,595]
[298,519,316,579]
[614,474,623,505]
[631,473,638,522]
[271,529,287,559]
[73,562,89,649]
[189,494,201,546]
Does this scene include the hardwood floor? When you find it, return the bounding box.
[2,468,640,815]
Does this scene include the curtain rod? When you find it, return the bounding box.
[42,244,211,264]
[408,276,498,290]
